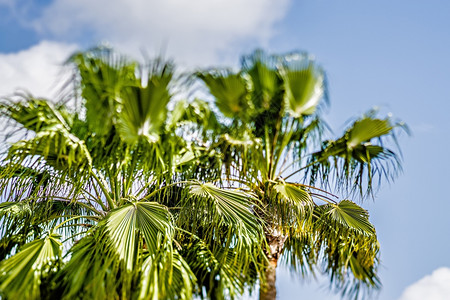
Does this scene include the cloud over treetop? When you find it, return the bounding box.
[0,41,77,98]
[31,0,290,66]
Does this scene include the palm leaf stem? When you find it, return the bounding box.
[79,194,105,216]
[106,167,119,204]
[312,194,337,205]
[57,177,108,212]
[114,172,120,204]
[30,195,103,215]
[90,170,115,210]
[268,114,283,180]
[219,177,254,188]
[61,230,91,245]
[61,230,90,244]
[278,154,310,179]
[90,178,108,211]
[53,215,94,231]
[139,181,195,202]
[277,141,295,179]
[289,183,338,199]
[271,119,295,180]
[264,127,271,180]
[123,149,137,196]
[283,154,331,180]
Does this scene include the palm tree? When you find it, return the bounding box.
[0,47,405,300]
[0,47,263,300]
[195,50,407,299]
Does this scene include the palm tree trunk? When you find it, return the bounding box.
[259,228,287,300]
[259,258,278,300]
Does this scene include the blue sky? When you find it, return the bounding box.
[1,1,449,299]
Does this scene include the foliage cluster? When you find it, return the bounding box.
[0,47,405,299]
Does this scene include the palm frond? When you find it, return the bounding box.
[70,48,137,136]
[116,61,173,145]
[178,182,266,296]
[273,182,314,225]
[54,231,121,300]
[0,97,73,134]
[178,233,261,299]
[186,182,263,243]
[138,250,194,300]
[8,128,92,173]
[347,117,393,148]
[312,205,381,299]
[0,233,62,300]
[241,50,281,113]
[197,70,251,119]
[106,201,174,270]
[306,114,404,197]
[325,200,375,236]
[281,52,325,117]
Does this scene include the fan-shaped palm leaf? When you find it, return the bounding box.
[0,233,61,300]
[138,251,194,300]
[106,201,174,270]
[273,182,314,223]
[116,62,173,144]
[305,115,403,196]
[1,97,72,134]
[347,117,393,149]
[198,71,251,119]
[241,50,281,113]
[70,48,137,136]
[325,200,375,236]
[281,53,325,117]
[187,182,263,242]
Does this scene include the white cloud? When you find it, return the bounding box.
[0,1,291,102]
[31,0,290,66]
[0,41,77,98]
[398,267,450,300]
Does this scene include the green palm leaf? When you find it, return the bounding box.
[138,251,194,300]
[273,182,314,220]
[0,201,32,219]
[0,201,32,238]
[116,66,172,145]
[347,117,393,148]
[306,114,404,196]
[326,200,375,236]
[178,233,261,299]
[0,233,61,300]
[2,98,92,174]
[1,97,72,133]
[70,48,137,136]
[241,50,281,112]
[198,71,251,119]
[106,201,173,270]
[188,182,262,241]
[55,231,121,300]
[182,181,265,286]
[9,129,92,172]
[281,53,325,117]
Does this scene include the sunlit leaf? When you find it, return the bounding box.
[198,71,251,119]
[282,53,325,117]
[106,202,173,270]
[116,64,172,144]
[0,233,61,300]
[274,182,314,220]
[326,200,375,236]
[70,48,137,136]
[347,117,393,149]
